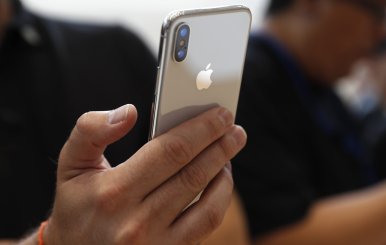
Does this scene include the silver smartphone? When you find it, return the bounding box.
[149,5,251,139]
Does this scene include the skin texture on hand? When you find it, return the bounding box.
[38,104,246,245]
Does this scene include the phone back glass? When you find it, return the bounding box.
[150,6,251,138]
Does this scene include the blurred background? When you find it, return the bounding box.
[22,0,268,54]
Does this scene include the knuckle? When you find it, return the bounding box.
[183,204,223,244]
[182,235,199,245]
[70,111,106,150]
[203,115,224,140]
[204,204,224,231]
[218,135,235,159]
[75,112,92,136]
[179,164,208,193]
[163,135,193,167]
[114,222,147,245]
[94,184,121,213]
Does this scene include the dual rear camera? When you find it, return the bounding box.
[174,24,190,62]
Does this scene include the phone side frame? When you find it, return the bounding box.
[149,5,252,140]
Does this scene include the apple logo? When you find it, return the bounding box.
[196,63,214,91]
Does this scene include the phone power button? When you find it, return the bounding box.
[148,101,155,141]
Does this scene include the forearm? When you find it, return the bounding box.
[256,182,386,245]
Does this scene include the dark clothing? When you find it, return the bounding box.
[0,4,156,238]
[233,34,386,237]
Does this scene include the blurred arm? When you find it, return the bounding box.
[256,182,386,245]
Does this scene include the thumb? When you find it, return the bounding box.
[58,104,137,180]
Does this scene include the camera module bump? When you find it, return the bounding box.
[174,24,190,62]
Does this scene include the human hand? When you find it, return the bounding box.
[44,104,247,245]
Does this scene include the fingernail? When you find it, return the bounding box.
[108,104,130,124]
[225,162,232,172]
[218,108,233,127]
[231,126,247,146]
[225,162,233,177]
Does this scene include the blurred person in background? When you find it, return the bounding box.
[211,0,386,244]
[0,0,156,239]
[337,41,386,146]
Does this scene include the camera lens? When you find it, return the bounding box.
[180,27,188,38]
[177,50,186,60]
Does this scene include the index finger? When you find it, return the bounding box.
[112,107,234,197]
